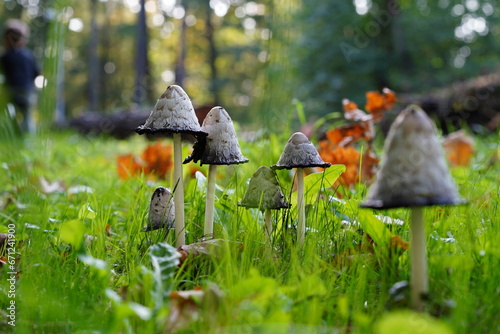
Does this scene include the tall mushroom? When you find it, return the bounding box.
[360,105,464,311]
[184,106,248,238]
[271,132,331,246]
[136,85,207,247]
[143,187,175,232]
[238,166,290,244]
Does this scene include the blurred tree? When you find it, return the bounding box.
[133,0,151,107]
[293,0,500,118]
[2,0,498,129]
[89,0,99,111]
[174,1,188,88]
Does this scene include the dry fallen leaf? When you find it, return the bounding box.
[116,154,143,179]
[318,88,396,187]
[116,141,174,180]
[365,87,396,122]
[324,123,373,147]
[141,141,173,178]
[319,146,360,186]
[343,99,371,122]
[167,286,223,333]
[443,130,475,167]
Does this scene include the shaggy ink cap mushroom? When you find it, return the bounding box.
[271,132,331,170]
[143,187,175,231]
[185,106,248,166]
[360,105,464,209]
[239,166,290,211]
[136,85,208,137]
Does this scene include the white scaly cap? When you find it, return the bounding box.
[144,187,175,231]
[136,85,207,136]
[361,105,464,209]
[272,132,331,170]
[185,106,248,166]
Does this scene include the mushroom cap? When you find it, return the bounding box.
[143,187,175,231]
[197,106,249,165]
[238,166,290,210]
[271,132,331,170]
[360,105,465,209]
[136,85,207,136]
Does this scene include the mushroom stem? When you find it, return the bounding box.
[297,167,305,246]
[204,164,217,238]
[173,133,185,247]
[410,206,428,311]
[264,209,273,244]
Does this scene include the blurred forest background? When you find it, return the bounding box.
[1,0,499,133]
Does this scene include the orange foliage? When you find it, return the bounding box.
[319,146,360,186]
[343,99,371,122]
[141,141,173,177]
[325,122,374,147]
[117,154,143,179]
[318,88,396,187]
[443,130,474,167]
[116,141,173,180]
[365,88,396,122]
[390,235,409,251]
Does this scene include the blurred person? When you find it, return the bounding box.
[1,19,40,134]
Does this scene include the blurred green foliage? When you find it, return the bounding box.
[1,0,499,131]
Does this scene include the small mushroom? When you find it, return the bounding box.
[239,166,290,244]
[136,85,207,247]
[271,132,331,246]
[143,187,175,231]
[360,105,464,311]
[184,106,248,238]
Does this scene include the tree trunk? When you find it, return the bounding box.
[100,0,113,111]
[174,3,187,87]
[88,0,100,111]
[205,4,220,105]
[133,0,150,106]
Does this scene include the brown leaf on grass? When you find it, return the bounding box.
[177,239,244,268]
[443,130,475,167]
[324,123,373,147]
[365,87,396,122]
[343,99,371,122]
[390,235,409,251]
[117,154,143,179]
[116,141,174,180]
[360,149,379,185]
[330,234,408,269]
[319,146,360,186]
[177,239,225,267]
[318,143,379,186]
[167,286,223,333]
[141,141,173,178]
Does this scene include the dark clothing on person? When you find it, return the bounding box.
[1,47,40,133]
[1,48,39,90]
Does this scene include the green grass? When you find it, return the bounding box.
[0,130,498,333]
